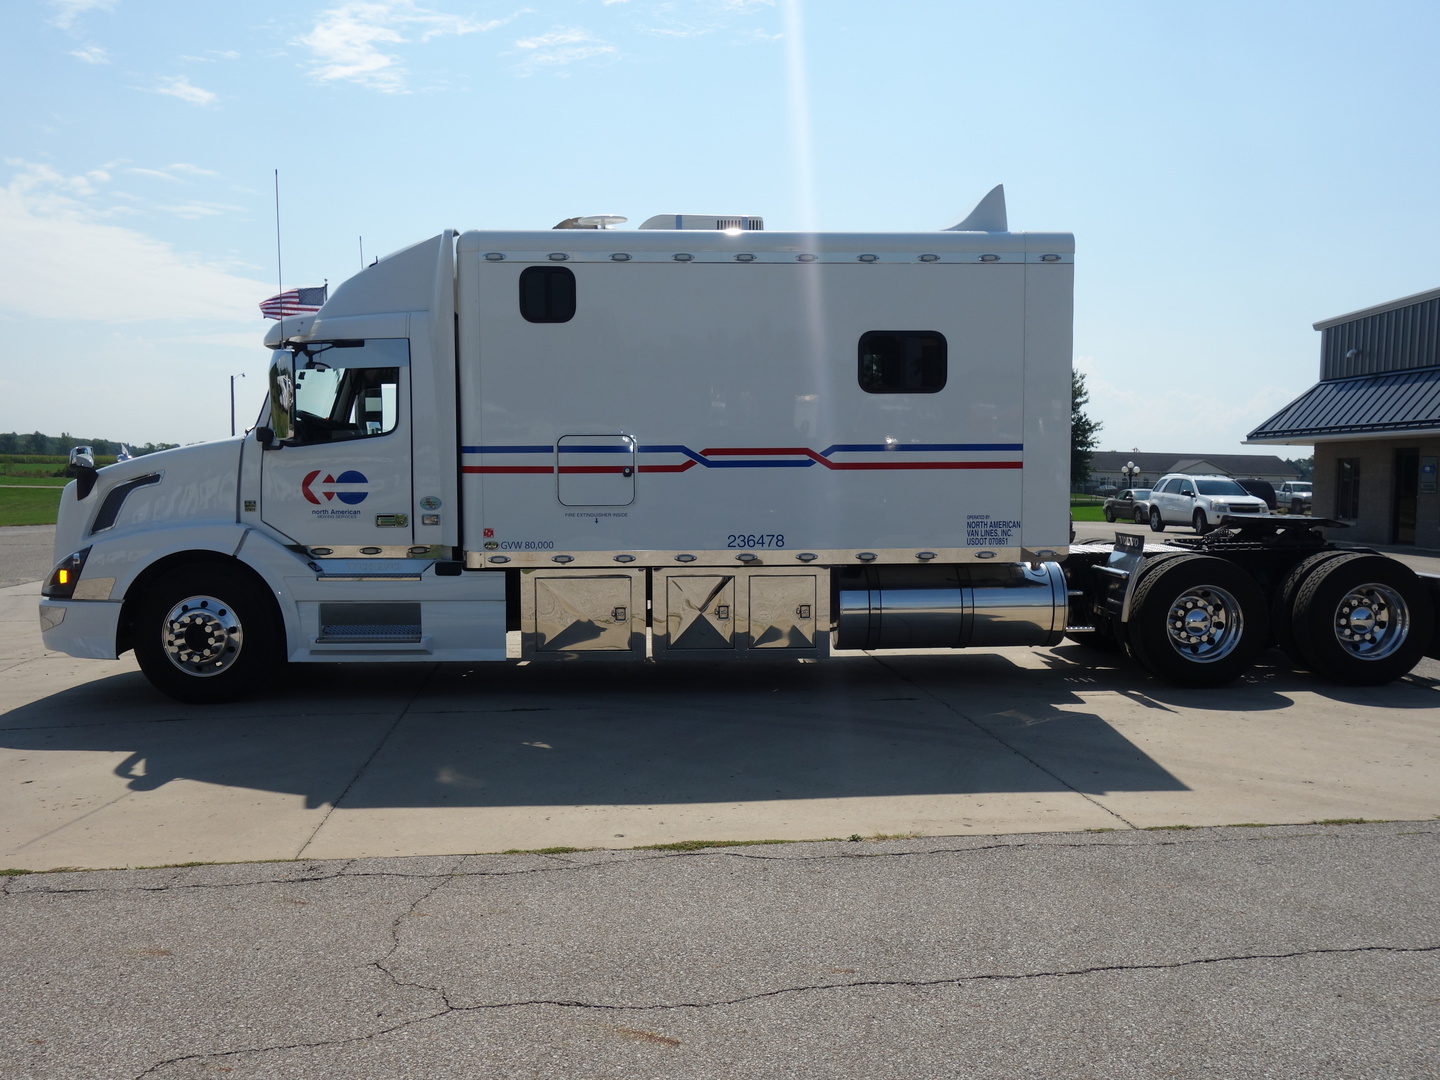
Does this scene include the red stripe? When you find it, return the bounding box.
[638,460,698,473]
[462,466,554,474]
[558,465,629,474]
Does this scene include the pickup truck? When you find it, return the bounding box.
[1280,481,1313,515]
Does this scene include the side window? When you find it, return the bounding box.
[294,366,400,443]
[519,266,576,323]
[1160,479,1179,494]
[858,331,947,394]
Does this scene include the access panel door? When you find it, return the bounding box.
[557,435,635,506]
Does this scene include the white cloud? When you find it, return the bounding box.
[70,45,110,64]
[154,76,217,106]
[124,163,219,182]
[49,0,115,30]
[512,27,616,73]
[299,1,518,92]
[0,162,270,323]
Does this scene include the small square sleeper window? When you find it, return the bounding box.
[858,331,947,393]
[519,266,576,323]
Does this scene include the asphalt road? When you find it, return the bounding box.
[4,525,1439,1077]
[3,822,1436,1078]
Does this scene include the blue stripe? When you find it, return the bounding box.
[557,445,634,454]
[638,444,710,465]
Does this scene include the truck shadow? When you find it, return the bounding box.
[0,654,1200,809]
[5,649,1431,811]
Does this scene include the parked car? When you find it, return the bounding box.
[1234,477,1277,510]
[1103,488,1152,523]
[1279,480,1313,515]
[1147,473,1269,534]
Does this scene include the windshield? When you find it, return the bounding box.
[1290,482,1312,491]
[1132,489,1151,499]
[1196,479,1247,496]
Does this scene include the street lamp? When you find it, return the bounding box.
[1122,460,1137,490]
[230,372,246,437]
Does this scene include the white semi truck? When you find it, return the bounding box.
[39,189,1436,701]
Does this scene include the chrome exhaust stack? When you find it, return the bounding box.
[835,563,1068,651]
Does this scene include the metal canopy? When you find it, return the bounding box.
[1248,365,1440,442]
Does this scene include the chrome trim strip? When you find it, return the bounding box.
[463,546,1054,570]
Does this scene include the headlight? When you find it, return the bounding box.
[1211,501,1229,512]
[42,548,91,599]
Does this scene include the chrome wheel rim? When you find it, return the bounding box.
[1331,584,1408,662]
[1164,584,1243,663]
[161,595,243,677]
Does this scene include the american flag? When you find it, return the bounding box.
[259,285,327,320]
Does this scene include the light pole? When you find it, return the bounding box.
[1123,460,1137,491]
[230,372,246,437]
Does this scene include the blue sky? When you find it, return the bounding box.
[3,0,1437,453]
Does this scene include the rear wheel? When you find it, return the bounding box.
[1192,509,1210,535]
[1149,506,1166,532]
[1291,554,1432,685]
[1125,555,1268,686]
[132,563,282,703]
[1271,551,1348,668]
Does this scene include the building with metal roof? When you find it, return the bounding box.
[1086,451,1299,493]
[1248,286,1440,547]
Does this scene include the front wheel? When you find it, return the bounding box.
[1149,506,1166,532]
[1125,555,1268,686]
[1192,509,1210,535]
[1291,554,1433,685]
[132,563,282,703]
[1104,508,1116,523]
[1134,507,1147,524]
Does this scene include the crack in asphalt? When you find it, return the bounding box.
[129,942,1440,1078]
[6,824,1437,897]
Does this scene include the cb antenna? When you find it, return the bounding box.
[273,169,284,341]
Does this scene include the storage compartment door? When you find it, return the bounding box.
[749,575,818,650]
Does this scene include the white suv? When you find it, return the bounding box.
[1147,473,1269,534]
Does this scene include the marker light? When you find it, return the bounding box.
[484,252,506,261]
[979,254,1000,262]
[797,254,818,262]
[1040,254,1062,262]
[610,253,632,262]
[735,253,756,262]
[42,548,91,599]
[858,254,879,263]
[919,254,940,262]
[547,252,569,261]
[673,253,694,262]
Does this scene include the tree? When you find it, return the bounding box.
[1071,369,1102,488]
[1284,456,1314,480]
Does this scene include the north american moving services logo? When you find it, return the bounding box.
[301,470,369,505]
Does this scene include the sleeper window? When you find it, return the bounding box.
[858,331,947,393]
[519,266,576,323]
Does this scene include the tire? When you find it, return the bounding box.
[1134,508,1147,524]
[1192,509,1209,535]
[1291,554,1433,685]
[1270,551,1349,668]
[1104,508,1116,523]
[1125,554,1269,687]
[132,563,282,703]
[1149,506,1166,533]
[1291,500,1305,516]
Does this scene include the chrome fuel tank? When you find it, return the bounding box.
[835,563,1067,651]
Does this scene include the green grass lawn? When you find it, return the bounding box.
[0,476,69,487]
[1069,505,1107,521]
[0,486,63,526]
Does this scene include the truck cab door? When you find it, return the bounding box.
[260,338,415,553]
